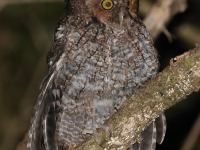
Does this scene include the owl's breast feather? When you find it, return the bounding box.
[52,22,158,147]
[56,24,158,118]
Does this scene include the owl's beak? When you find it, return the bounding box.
[119,12,124,25]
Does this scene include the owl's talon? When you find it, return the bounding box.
[94,123,109,132]
[82,129,94,135]
[83,121,110,145]
[93,123,111,146]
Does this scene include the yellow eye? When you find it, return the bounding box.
[101,0,114,10]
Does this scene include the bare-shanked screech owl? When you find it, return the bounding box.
[27,0,166,149]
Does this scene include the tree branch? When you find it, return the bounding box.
[77,45,200,149]
[181,114,200,150]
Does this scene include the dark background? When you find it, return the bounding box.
[0,0,199,150]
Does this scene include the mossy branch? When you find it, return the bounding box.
[77,44,200,150]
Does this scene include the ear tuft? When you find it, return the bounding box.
[128,0,139,18]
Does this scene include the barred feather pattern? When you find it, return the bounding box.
[27,0,166,149]
[129,115,166,150]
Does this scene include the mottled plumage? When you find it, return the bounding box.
[27,0,166,149]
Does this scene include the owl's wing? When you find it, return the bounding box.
[27,73,56,150]
[27,87,48,150]
[42,89,58,150]
[139,114,166,150]
[128,121,156,150]
[139,121,157,150]
[27,17,67,150]
[155,113,166,144]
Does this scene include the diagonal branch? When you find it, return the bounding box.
[77,44,200,149]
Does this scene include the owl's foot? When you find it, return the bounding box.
[93,123,110,145]
[83,121,111,146]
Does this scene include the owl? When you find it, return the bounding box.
[27,0,166,150]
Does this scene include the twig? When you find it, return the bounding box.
[181,114,200,150]
[144,0,188,39]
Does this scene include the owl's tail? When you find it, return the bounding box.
[129,113,166,150]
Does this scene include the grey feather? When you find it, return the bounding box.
[155,113,166,144]
[129,142,139,150]
[27,93,47,150]
[139,121,157,150]
[43,90,57,150]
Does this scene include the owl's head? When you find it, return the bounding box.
[67,0,139,27]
